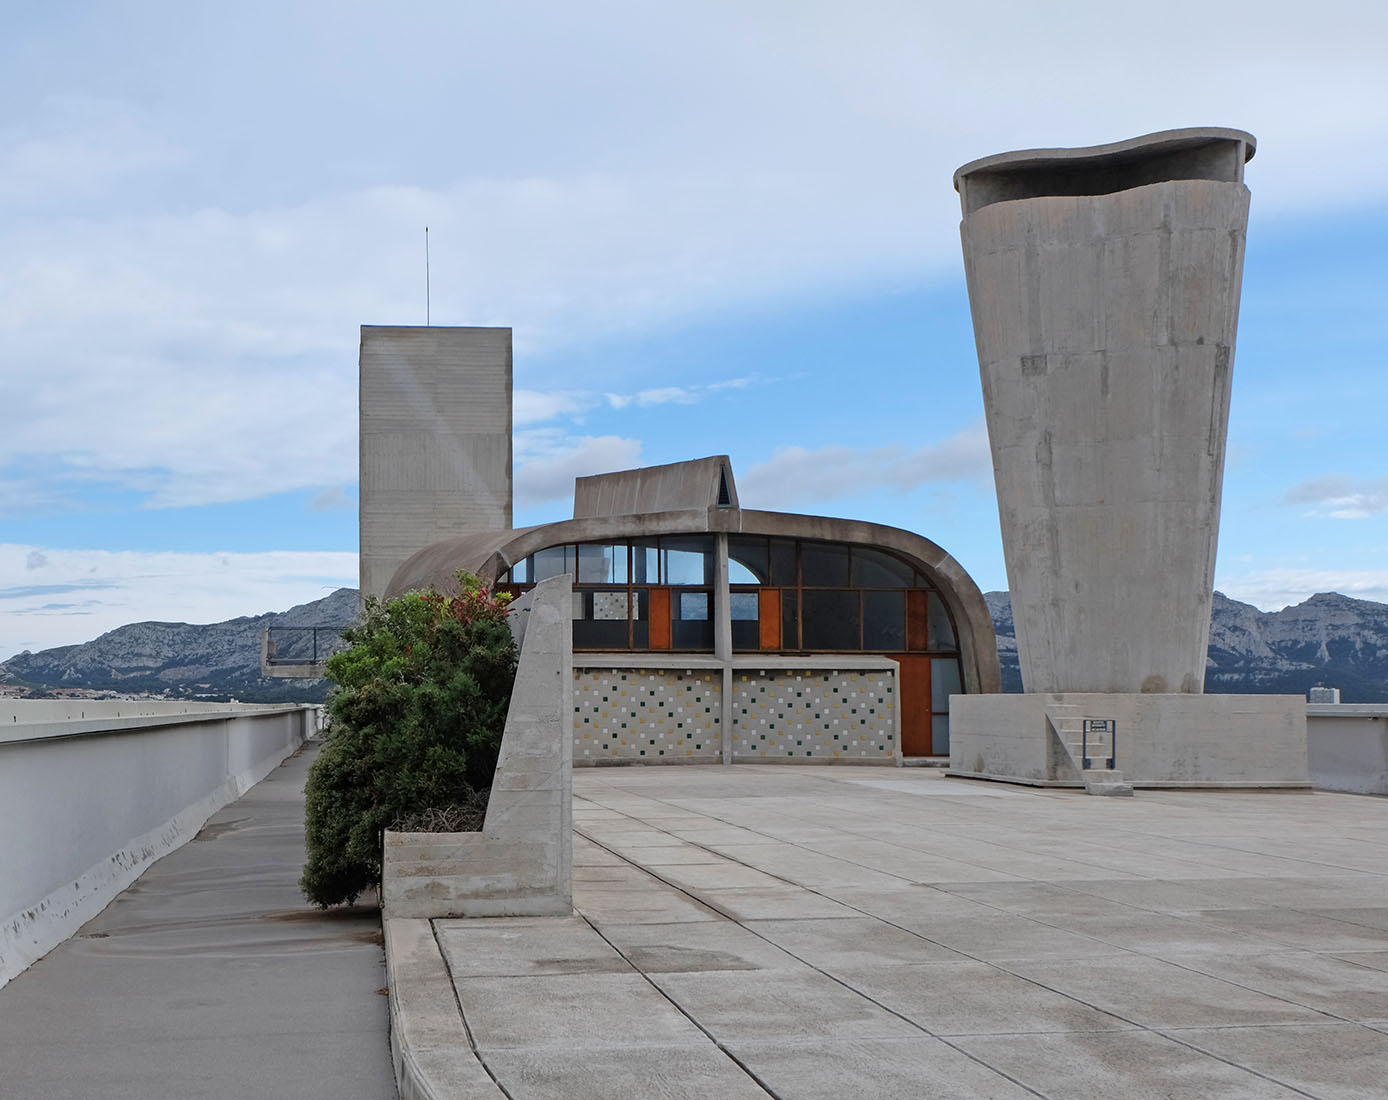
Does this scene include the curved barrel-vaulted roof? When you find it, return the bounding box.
[384,457,1002,694]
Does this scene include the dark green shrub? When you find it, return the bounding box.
[300,575,517,908]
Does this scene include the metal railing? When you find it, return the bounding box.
[262,627,347,669]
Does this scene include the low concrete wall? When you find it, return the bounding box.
[1307,704,1388,795]
[0,701,317,989]
[950,693,1308,788]
[382,574,573,918]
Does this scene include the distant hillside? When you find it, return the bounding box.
[986,590,1388,701]
[6,586,1386,703]
[0,588,359,703]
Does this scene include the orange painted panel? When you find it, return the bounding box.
[759,589,781,650]
[906,590,928,651]
[649,587,672,650]
[896,655,933,756]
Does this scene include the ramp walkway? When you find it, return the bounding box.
[0,743,398,1100]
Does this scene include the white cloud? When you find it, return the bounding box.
[0,544,358,660]
[1284,475,1388,519]
[513,434,643,509]
[514,389,596,426]
[1215,568,1388,612]
[740,421,992,508]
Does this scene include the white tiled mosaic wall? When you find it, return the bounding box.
[573,669,722,763]
[731,670,896,760]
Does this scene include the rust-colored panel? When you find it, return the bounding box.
[759,589,781,650]
[896,655,933,756]
[906,589,928,651]
[649,587,672,650]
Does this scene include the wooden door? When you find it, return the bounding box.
[895,655,933,756]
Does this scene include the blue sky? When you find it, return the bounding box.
[2,1,1387,659]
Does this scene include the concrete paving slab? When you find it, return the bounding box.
[723,1037,1039,1099]
[596,919,801,973]
[479,1045,774,1100]
[743,916,970,967]
[1161,949,1388,1020]
[436,916,633,977]
[832,961,1136,1036]
[1161,1022,1388,1099]
[686,884,862,921]
[461,971,711,1051]
[1000,955,1332,1028]
[650,967,923,1041]
[1187,907,1388,952]
[950,1029,1310,1099]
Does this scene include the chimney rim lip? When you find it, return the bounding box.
[953,127,1257,195]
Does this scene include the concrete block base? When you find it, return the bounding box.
[949,693,1309,789]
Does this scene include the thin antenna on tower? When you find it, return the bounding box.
[425,226,431,326]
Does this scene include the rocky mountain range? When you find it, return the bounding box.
[988,590,1388,701]
[0,588,359,703]
[5,586,1386,703]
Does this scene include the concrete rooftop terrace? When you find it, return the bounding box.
[393,765,1388,1100]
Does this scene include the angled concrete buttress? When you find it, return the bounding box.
[382,574,573,917]
[956,128,1254,696]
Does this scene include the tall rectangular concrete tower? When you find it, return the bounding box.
[359,326,512,600]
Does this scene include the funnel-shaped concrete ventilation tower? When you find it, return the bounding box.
[955,128,1255,696]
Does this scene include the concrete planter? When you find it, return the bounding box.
[381,575,573,918]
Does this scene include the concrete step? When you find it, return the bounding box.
[1082,769,1134,797]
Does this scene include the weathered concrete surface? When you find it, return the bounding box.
[359,325,512,600]
[1308,704,1388,794]
[389,763,1388,1099]
[382,575,573,918]
[949,692,1308,788]
[0,742,397,1099]
[1,702,315,990]
[957,128,1255,696]
[573,455,738,518]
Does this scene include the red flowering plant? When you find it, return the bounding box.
[301,571,517,907]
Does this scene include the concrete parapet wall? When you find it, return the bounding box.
[1307,704,1388,795]
[950,692,1308,788]
[0,702,316,989]
[382,575,573,918]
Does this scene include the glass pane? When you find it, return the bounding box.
[727,536,769,584]
[507,557,529,583]
[931,658,962,711]
[577,543,615,584]
[731,620,759,651]
[769,538,797,586]
[592,591,630,620]
[573,591,629,649]
[672,590,713,650]
[631,539,659,584]
[729,592,759,621]
[631,588,649,649]
[931,714,950,756]
[862,590,906,650]
[802,589,859,650]
[781,589,799,649]
[800,541,850,587]
[928,592,957,649]
[532,545,571,582]
[678,592,709,621]
[852,548,917,588]
[662,536,714,585]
